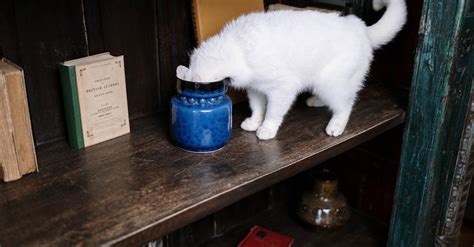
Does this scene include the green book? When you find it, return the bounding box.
[59,53,130,149]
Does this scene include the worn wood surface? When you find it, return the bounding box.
[436,87,474,246]
[166,141,404,247]
[435,5,474,244]
[389,0,474,246]
[0,85,404,246]
[165,142,403,247]
[203,206,387,247]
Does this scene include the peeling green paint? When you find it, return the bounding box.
[389,0,474,246]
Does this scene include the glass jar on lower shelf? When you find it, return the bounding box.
[297,169,351,228]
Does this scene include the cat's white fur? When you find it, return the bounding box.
[179,0,407,140]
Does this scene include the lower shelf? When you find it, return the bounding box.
[203,207,387,247]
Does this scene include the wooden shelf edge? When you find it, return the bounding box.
[111,111,404,246]
[0,85,405,246]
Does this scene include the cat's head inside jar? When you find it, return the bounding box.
[178,35,251,87]
[187,46,231,83]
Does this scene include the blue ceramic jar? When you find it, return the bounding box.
[170,78,232,152]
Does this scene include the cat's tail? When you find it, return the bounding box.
[367,0,407,49]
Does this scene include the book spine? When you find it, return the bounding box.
[59,65,85,149]
[5,69,38,175]
[19,68,38,174]
[0,73,22,181]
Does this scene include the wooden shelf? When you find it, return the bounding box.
[0,84,404,246]
[203,207,387,246]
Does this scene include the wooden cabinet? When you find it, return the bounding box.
[0,0,472,246]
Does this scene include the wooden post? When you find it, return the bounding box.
[389,0,474,246]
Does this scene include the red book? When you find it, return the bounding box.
[238,226,294,247]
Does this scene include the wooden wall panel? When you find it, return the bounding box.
[165,215,215,247]
[87,0,161,119]
[157,0,195,109]
[2,0,197,145]
[330,128,403,224]
[14,0,88,145]
[83,0,105,53]
[0,0,19,63]
[368,0,424,91]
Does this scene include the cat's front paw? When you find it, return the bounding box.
[241,118,262,132]
[325,121,345,137]
[306,96,325,107]
[256,126,277,140]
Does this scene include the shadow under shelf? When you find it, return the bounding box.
[203,206,387,247]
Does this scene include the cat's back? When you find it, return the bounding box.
[225,10,367,39]
[220,10,372,77]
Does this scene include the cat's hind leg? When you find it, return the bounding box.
[315,57,368,137]
[317,77,366,136]
[325,98,354,137]
[317,85,357,137]
[241,89,266,132]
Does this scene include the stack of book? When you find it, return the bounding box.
[0,58,38,182]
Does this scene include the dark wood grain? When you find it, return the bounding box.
[169,152,400,246]
[13,0,88,145]
[213,189,271,236]
[203,206,387,247]
[329,142,401,224]
[165,188,272,247]
[83,0,105,53]
[156,0,195,109]
[436,88,474,246]
[165,214,215,247]
[368,0,423,91]
[434,4,474,245]
[0,0,19,63]
[87,0,161,119]
[0,85,404,246]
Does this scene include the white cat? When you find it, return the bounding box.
[178,0,406,140]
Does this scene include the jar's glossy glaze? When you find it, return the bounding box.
[170,78,232,152]
[296,169,351,228]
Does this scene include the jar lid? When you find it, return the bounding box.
[177,77,229,93]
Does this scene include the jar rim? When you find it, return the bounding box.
[177,77,230,93]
